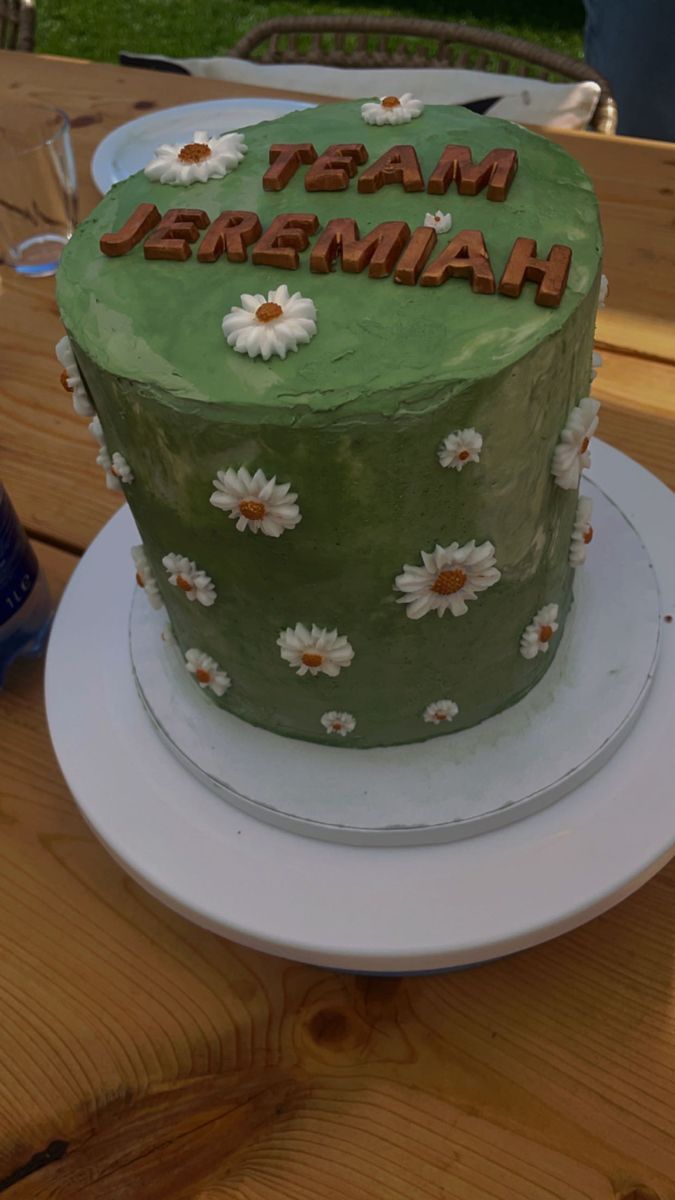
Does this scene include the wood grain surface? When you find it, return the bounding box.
[0,52,674,1200]
[0,265,123,548]
[1,551,674,1199]
[542,125,675,364]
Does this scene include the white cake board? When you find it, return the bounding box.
[130,478,660,847]
[45,443,675,972]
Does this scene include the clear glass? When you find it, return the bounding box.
[0,102,77,278]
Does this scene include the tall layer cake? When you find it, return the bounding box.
[56,100,602,748]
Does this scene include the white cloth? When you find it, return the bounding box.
[123,53,601,131]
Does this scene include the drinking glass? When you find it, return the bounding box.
[0,103,77,278]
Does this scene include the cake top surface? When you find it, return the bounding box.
[57,101,602,424]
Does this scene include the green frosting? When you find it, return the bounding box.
[57,102,602,748]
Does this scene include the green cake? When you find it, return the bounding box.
[56,99,602,747]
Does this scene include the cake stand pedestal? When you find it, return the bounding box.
[45,443,675,972]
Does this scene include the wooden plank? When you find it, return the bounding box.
[526,127,675,365]
[0,268,122,545]
[0,51,334,218]
[595,350,675,488]
[543,125,675,209]
[593,193,675,364]
[1,547,675,1197]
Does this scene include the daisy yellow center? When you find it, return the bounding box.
[59,368,73,392]
[195,667,211,683]
[239,499,266,521]
[135,572,145,588]
[583,526,594,545]
[457,450,470,461]
[332,721,343,730]
[432,568,467,596]
[539,624,554,643]
[435,712,448,721]
[111,464,120,477]
[178,142,212,163]
[580,436,590,454]
[177,575,192,592]
[255,301,283,323]
[302,652,323,668]
[381,96,400,108]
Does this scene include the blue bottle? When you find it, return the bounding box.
[0,483,52,686]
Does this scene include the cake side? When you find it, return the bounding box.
[72,291,593,746]
[56,100,602,748]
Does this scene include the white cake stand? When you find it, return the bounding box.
[45,442,675,972]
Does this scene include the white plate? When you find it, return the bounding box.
[91,97,315,193]
[45,443,675,972]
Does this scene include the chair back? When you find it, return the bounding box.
[233,15,618,133]
[0,0,35,51]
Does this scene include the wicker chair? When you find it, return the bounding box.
[0,0,35,50]
[233,15,617,134]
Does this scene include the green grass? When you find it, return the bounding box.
[36,0,584,64]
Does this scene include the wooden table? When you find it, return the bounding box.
[0,52,674,1199]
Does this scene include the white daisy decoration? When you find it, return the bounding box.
[424,210,452,234]
[569,495,594,567]
[438,428,483,472]
[131,545,163,610]
[162,553,217,606]
[95,445,117,491]
[110,451,134,485]
[210,466,301,537]
[144,129,247,185]
[278,623,354,678]
[361,93,424,126]
[88,414,105,444]
[321,711,357,737]
[395,540,501,620]
[96,447,133,491]
[591,350,603,381]
[222,284,317,361]
[520,603,559,660]
[55,335,94,416]
[184,648,231,696]
[423,699,459,725]
[551,397,600,491]
[598,273,609,308]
